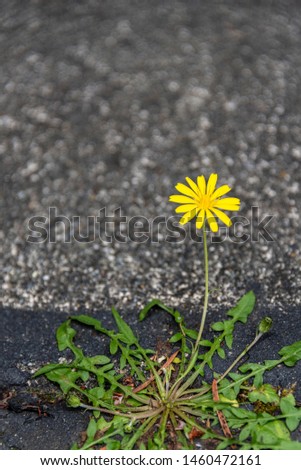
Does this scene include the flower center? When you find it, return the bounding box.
[199,194,211,210]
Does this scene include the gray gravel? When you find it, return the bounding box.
[1,0,300,315]
[1,0,301,449]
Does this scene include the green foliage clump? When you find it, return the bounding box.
[35,292,301,450]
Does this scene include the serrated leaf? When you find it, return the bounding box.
[71,314,116,339]
[111,307,137,345]
[45,367,81,394]
[238,360,279,388]
[89,386,105,400]
[252,420,290,445]
[56,321,76,351]
[280,394,301,431]
[226,407,257,420]
[227,291,256,323]
[249,384,279,404]
[228,372,245,396]
[279,340,301,367]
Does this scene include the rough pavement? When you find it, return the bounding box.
[1,0,301,449]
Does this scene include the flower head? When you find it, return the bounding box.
[169,173,240,232]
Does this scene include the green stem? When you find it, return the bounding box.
[216,332,263,384]
[174,407,207,435]
[194,223,210,351]
[124,414,160,450]
[180,223,209,371]
[177,333,264,401]
[135,341,166,400]
[168,225,210,398]
[157,408,169,448]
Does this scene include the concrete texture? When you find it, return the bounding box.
[1,0,301,449]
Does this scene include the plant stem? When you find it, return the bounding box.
[174,408,207,434]
[216,331,264,384]
[124,414,159,450]
[177,332,265,401]
[195,223,210,349]
[183,223,210,370]
[168,225,210,398]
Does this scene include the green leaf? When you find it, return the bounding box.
[33,362,67,377]
[111,307,137,345]
[199,339,212,347]
[279,340,301,367]
[71,314,102,329]
[169,332,183,343]
[119,353,127,370]
[239,362,265,388]
[239,424,252,442]
[71,315,115,340]
[225,407,257,420]
[249,384,279,404]
[217,347,226,359]
[45,367,81,394]
[139,299,175,321]
[90,355,111,365]
[110,338,118,354]
[280,394,301,431]
[252,420,290,445]
[227,291,256,324]
[211,321,224,331]
[275,441,301,450]
[56,321,77,351]
[280,393,296,413]
[185,329,198,340]
[86,418,98,439]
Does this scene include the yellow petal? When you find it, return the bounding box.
[169,195,196,204]
[205,208,218,232]
[175,183,198,199]
[213,197,240,210]
[211,184,232,200]
[207,174,218,196]
[196,208,205,229]
[179,208,197,225]
[175,204,198,213]
[185,177,201,197]
[214,205,240,211]
[211,208,232,227]
[197,175,206,195]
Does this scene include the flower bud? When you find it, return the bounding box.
[67,394,81,408]
[258,316,273,334]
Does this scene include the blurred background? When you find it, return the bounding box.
[1,0,300,317]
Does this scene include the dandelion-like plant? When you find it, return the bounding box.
[35,173,301,450]
[169,173,241,371]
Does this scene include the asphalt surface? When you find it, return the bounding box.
[1,0,301,449]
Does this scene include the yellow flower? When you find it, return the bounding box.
[169,173,240,232]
